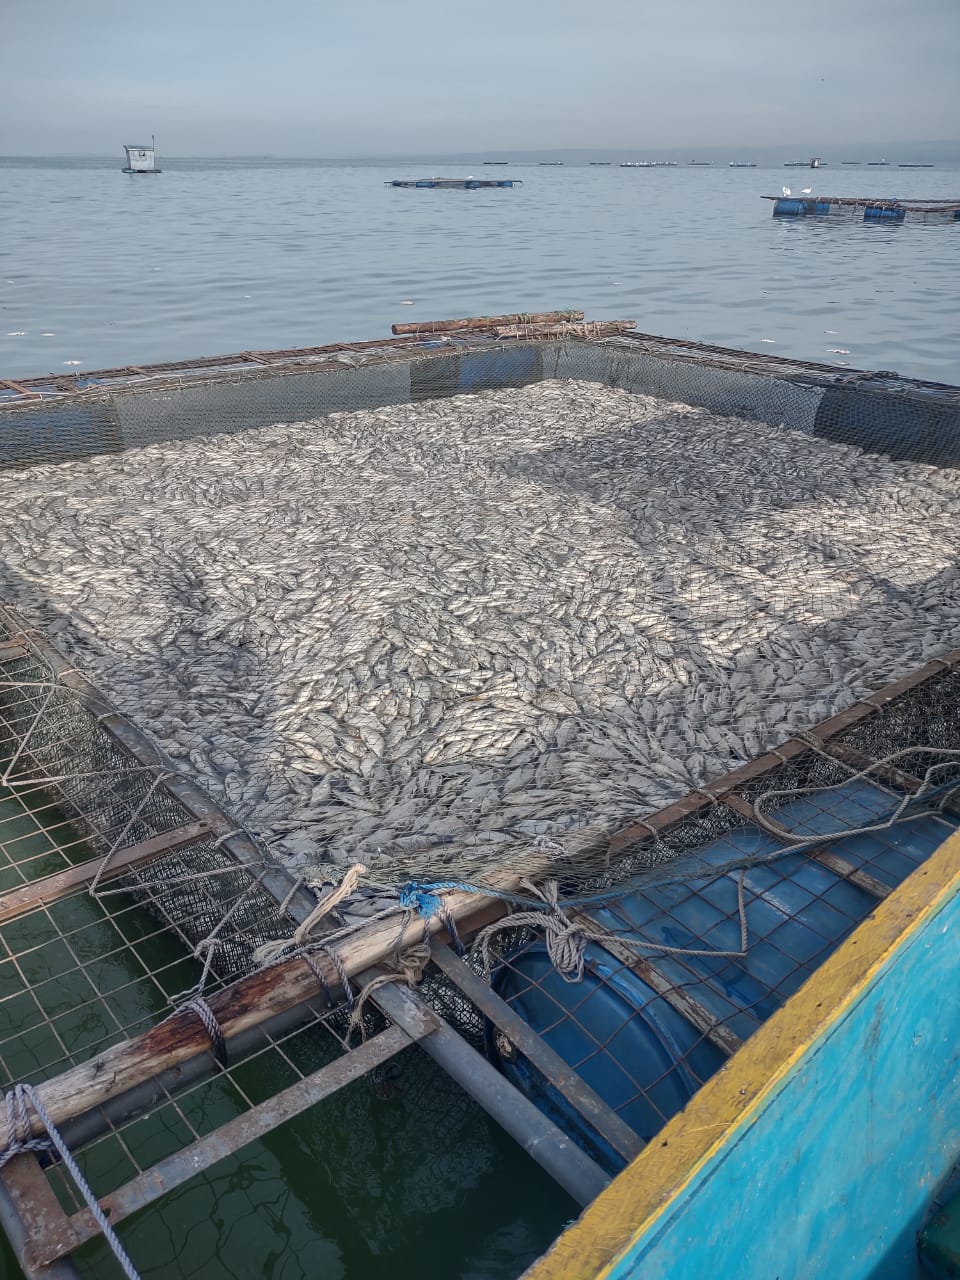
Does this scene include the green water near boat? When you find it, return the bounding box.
[0,785,575,1279]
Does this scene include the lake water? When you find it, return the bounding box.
[1,157,959,383]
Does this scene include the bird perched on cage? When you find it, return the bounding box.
[782,186,791,196]
[800,187,812,195]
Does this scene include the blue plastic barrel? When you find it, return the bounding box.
[864,205,904,220]
[772,197,809,215]
[488,778,959,1172]
[465,181,480,190]
[415,180,437,188]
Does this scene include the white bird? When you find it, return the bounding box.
[782,186,791,196]
[800,187,812,195]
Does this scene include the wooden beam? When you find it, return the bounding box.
[391,310,584,336]
[0,821,212,925]
[13,868,535,1138]
[607,648,960,857]
[722,792,891,900]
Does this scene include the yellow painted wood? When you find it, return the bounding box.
[523,826,960,1280]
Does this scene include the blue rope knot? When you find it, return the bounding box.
[398,881,445,918]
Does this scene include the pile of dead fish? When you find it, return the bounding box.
[0,380,958,899]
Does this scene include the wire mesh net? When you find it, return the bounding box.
[0,333,959,915]
[0,628,303,1023]
[1,331,960,1275]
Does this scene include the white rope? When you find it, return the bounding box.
[0,1084,141,1280]
[251,863,367,966]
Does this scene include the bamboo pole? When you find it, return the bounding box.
[391,311,584,336]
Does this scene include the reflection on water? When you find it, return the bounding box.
[0,158,958,383]
[78,1047,575,1280]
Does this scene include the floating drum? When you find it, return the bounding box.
[487,778,959,1173]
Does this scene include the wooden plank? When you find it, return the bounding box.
[608,649,960,856]
[806,849,890,899]
[391,311,583,336]
[0,821,212,925]
[722,792,891,900]
[568,912,745,1058]
[494,322,636,339]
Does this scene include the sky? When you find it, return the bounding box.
[1,0,958,156]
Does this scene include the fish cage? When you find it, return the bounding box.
[766,194,960,221]
[1,315,960,1277]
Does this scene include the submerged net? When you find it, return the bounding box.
[0,336,958,925]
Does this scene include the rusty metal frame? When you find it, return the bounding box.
[3,318,960,410]
[24,1021,430,1268]
[0,602,318,928]
[0,637,957,1271]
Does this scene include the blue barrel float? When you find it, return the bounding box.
[773,197,833,216]
[864,204,906,221]
[486,776,960,1174]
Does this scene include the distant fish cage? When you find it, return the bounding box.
[386,177,521,189]
[767,194,960,221]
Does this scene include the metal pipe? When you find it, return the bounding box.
[369,979,610,1206]
[429,942,643,1163]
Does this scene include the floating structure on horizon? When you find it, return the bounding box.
[386,176,521,189]
[766,193,960,221]
[122,137,161,174]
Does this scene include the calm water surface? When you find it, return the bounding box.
[0,156,958,1280]
[1,157,959,382]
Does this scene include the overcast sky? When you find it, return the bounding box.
[2,0,957,156]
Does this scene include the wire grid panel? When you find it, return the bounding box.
[482,730,960,1160]
[0,631,301,986]
[0,335,958,908]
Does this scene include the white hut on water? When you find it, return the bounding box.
[122,137,161,173]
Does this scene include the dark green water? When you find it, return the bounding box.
[0,786,575,1279]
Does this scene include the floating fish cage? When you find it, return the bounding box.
[767,194,960,221]
[2,315,960,1278]
[385,177,521,189]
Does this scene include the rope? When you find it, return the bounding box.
[751,747,960,844]
[251,863,367,966]
[176,995,228,1066]
[348,942,432,1040]
[471,874,750,983]
[0,1084,142,1280]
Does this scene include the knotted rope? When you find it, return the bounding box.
[472,875,750,983]
[252,863,367,966]
[347,941,432,1040]
[177,995,227,1067]
[0,1083,142,1280]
